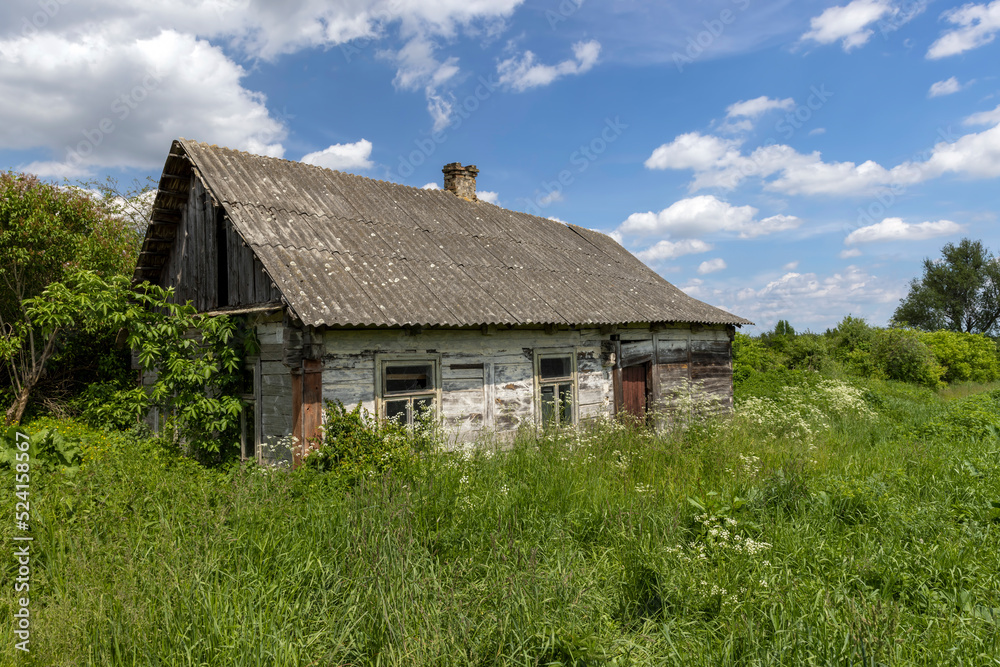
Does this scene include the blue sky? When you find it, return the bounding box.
[2,0,999,332]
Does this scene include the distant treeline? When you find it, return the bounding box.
[734,317,999,390]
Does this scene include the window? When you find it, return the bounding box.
[379,358,439,427]
[536,352,576,427]
[240,360,260,461]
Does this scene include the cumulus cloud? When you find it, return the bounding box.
[7,30,285,177]
[725,265,904,329]
[844,217,962,244]
[783,261,800,270]
[801,0,895,51]
[478,190,500,204]
[635,239,713,263]
[927,0,1000,59]
[497,39,600,92]
[698,258,727,274]
[301,139,374,171]
[840,248,863,258]
[726,96,795,119]
[644,133,741,172]
[421,182,440,189]
[0,0,527,171]
[645,114,1000,196]
[617,196,801,239]
[964,103,1000,126]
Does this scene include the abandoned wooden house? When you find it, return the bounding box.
[132,139,751,464]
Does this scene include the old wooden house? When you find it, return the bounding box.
[132,139,751,464]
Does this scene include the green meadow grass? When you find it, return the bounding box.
[2,374,1000,666]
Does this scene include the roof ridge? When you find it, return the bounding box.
[177,137,602,232]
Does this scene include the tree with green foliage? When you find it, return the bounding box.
[0,172,143,419]
[920,330,1000,384]
[893,239,1000,335]
[1,270,244,458]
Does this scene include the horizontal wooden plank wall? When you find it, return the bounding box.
[316,327,617,444]
[654,326,733,418]
[252,323,733,449]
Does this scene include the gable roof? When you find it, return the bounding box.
[134,139,751,328]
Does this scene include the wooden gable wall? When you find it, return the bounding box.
[158,173,282,310]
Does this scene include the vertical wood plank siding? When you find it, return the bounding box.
[159,173,282,309]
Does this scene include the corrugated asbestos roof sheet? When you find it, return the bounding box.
[137,139,752,327]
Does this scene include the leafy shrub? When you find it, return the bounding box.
[920,330,1000,384]
[0,419,92,474]
[826,316,882,378]
[870,328,944,388]
[782,333,835,373]
[302,401,434,482]
[732,332,785,389]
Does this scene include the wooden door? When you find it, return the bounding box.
[622,363,648,419]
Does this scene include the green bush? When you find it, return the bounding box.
[302,401,433,482]
[920,330,1000,384]
[826,315,882,378]
[732,332,785,390]
[870,327,944,388]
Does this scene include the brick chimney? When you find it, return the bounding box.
[442,162,479,201]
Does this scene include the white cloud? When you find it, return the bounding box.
[7,30,285,177]
[645,132,741,171]
[0,0,528,167]
[698,258,727,274]
[964,103,1000,126]
[300,139,373,171]
[726,96,795,119]
[645,113,1000,196]
[538,190,563,206]
[844,217,962,244]
[801,0,894,51]
[840,248,863,258]
[809,128,827,136]
[478,190,499,204]
[635,239,713,263]
[725,265,904,330]
[382,36,463,131]
[928,76,962,97]
[927,0,1000,59]
[783,260,800,270]
[617,195,801,239]
[497,39,600,92]
[421,182,440,189]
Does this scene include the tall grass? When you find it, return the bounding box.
[2,374,999,665]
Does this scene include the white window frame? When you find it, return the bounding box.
[376,354,442,427]
[533,349,578,427]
